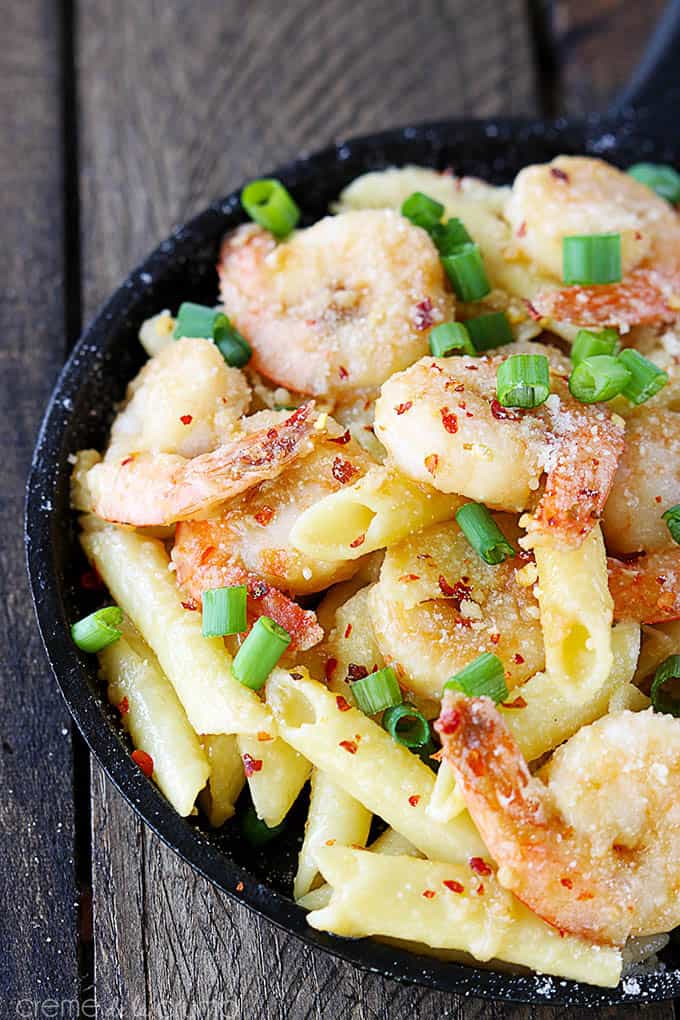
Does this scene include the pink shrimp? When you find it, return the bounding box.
[530,269,679,330]
[87,403,318,527]
[436,693,680,945]
[609,550,680,624]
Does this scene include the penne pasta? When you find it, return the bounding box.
[99,619,209,816]
[294,769,372,900]
[80,521,274,736]
[308,846,622,988]
[237,734,311,828]
[290,465,464,562]
[266,667,485,863]
[199,734,245,827]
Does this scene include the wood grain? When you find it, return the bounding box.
[0,1,80,1015]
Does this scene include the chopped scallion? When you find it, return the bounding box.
[571,327,620,365]
[627,163,680,204]
[662,504,680,545]
[496,353,550,408]
[232,616,291,690]
[174,302,251,367]
[214,318,252,367]
[71,606,123,653]
[382,704,431,750]
[241,178,300,238]
[202,585,247,637]
[568,355,631,404]
[464,311,513,352]
[651,655,680,717]
[351,666,402,715]
[618,349,669,405]
[444,653,508,703]
[441,243,491,302]
[431,217,472,256]
[401,192,444,232]
[455,503,515,565]
[562,234,622,285]
[429,322,475,357]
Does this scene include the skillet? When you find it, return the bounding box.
[25,7,680,1005]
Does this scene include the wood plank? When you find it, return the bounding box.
[0,1,81,1014]
[76,2,674,1018]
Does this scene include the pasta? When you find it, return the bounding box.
[69,156,680,989]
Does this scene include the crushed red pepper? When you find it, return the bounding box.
[180,414,193,425]
[443,880,464,894]
[242,753,263,777]
[332,457,358,485]
[339,740,358,754]
[336,695,351,712]
[254,505,275,526]
[131,749,154,777]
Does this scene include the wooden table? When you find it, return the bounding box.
[2,1,675,1017]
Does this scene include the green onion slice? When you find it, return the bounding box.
[241,178,300,238]
[441,243,491,302]
[628,163,680,204]
[562,234,622,285]
[444,653,508,703]
[351,666,402,716]
[232,616,291,690]
[71,606,123,653]
[496,353,550,408]
[568,355,631,404]
[464,311,513,352]
[618,349,669,405]
[571,327,620,365]
[662,504,680,545]
[174,302,252,367]
[455,503,515,565]
[382,704,431,750]
[202,585,247,637]
[431,217,472,256]
[214,318,252,368]
[429,322,475,357]
[241,804,286,846]
[651,655,680,717]
[401,192,444,232]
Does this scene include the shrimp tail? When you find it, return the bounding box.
[609,550,680,624]
[531,269,679,328]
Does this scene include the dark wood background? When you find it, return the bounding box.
[2,0,674,1017]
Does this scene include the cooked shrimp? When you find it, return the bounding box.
[437,695,680,944]
[374,342,624,548]
[104,337,251,462]
[603,408,680,555]
[506,157,680,331]
[218,210,454,397]
[368,521,543,700]
[609,550,680,624]
[87,403,319,527]
[171,422,374,597]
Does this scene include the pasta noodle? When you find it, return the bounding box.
[199,734,245,827]
[237,734,311,828]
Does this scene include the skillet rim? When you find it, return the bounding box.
[25,114,680,1006]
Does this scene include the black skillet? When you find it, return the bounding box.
[25,6,680,1006]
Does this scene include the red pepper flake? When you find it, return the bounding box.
[131,749,154,777]
[249,579,270,599]
[525,300,541,321]
[437,707,461,735]
[502,695,527,709]
[236,881,244,892]
[181,598,198,611]
[424,453,439,476]
[339,739,358,754]
[347,663,369,681]
[550,166,569,182]
[440,407,458,434]
[336,695,351,712]
[655,495,663,503]
[257,731,274,742]
[120,455,134,467]
[443,879,464,894]
[117,697,129,716]
[490,398,520,421]
[408,794,421,807]
[476,882,485,895]
[180,414,193,425]
[469,857,492,876]
[349,533,366,548]
[577,891,595,901]
[399,573,420,582]
[395,401,413,416]
[513,653,525,664]
[332,457,359,485]
[343,623,353,640]
[324,657,338,682]
[254,505,275,526]
[516,220,527,238]
[422,889,436,899]
[413,298,434,331]
[490,632,500,645]
[560,877,573,889]
[325,839,336,846]
[242,753,263,777]
[338,365,349,380]
[329,429,351,445]
[79,568,103,591]
[465,364,479,370]
[438,575,455,597]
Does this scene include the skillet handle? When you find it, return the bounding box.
[609,0,680,113]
